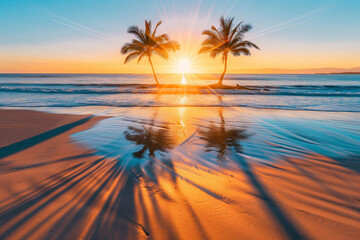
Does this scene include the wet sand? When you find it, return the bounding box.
[0,108,359,239]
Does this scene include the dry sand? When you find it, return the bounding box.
[0,109,359,240]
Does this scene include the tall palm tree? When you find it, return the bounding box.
[121,20,180,85]
[199,17,259,85]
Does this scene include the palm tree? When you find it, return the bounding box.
[199,17,259,85]
[121,20,180,85]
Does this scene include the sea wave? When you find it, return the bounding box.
[2,83,360,89]
[1,102,359,112]
[0,86,359,96]
[0,75,61,78]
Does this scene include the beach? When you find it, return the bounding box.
[2,0,360,237]
[1,105,359,239]
[2,0,360,238]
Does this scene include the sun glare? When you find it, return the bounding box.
[176,58,192,73]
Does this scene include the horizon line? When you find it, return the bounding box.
[0,72,359,75]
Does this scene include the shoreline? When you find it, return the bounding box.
[2,105,360,114]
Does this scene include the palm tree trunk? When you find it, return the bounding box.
[148,56,159,85]
[218,54,228,85]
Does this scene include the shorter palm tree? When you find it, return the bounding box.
[199,17,259,85]
[121,20,180,85]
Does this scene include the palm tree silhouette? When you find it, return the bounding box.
[124,112,174,158]
[121,20,180,85]
[199,17,259,85]
[199,109,249,161]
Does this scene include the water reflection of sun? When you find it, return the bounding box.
[176,107,188,141]
[178,96,188,104]
[175,57,193,85]
[180,74,187,85]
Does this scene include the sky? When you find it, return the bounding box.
[0,0,360,73]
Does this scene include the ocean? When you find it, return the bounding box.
[1,72,359,170]
[0,73,359,111]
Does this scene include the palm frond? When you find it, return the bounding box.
[210,48,223,59]
[198,46,212,54]
[127,25,146,42]
[202,29,221,40]
[145,20,152,37]
[202,37,222,47]
[225,17,235,38]
[121,43,144,54]
[231,48,251,56]
[155,33,169,42]
[229,21,242,41]
[159,40,180,51]
[230,24,250,42]
[211,26,223,40]
[233,40,260,50]
[239,24,252,34]
[137,52,147,63]
[120,43,131,54]
[219,16,226,31]
[152,21,162,38]
[202,30,222,46]
[130,39,145,47]
[124,51,141,64]
[152,46,169,59]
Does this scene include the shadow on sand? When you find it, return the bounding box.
[0,116,93,159]
[2,108,359,239]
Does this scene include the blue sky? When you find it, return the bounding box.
[1,0,359,73]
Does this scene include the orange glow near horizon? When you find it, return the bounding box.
[1,47,359,74]
[0,1,359,74]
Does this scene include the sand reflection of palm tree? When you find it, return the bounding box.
[124,112,174,158]
[199,108,249,161]
[121,20,180,85]
[199,17,259,85]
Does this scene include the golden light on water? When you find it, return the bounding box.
[180,74,187,85]
[178,95,188,104]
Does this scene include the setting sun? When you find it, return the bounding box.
[176,58,192,73]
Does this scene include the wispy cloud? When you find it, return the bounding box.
[48,13,111,39]
[250,5,331,38]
